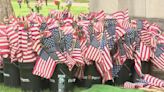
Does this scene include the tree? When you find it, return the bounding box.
[0,0,14,22]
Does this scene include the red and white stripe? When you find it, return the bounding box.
[151,53,164,70]
[7,25,19,62]
[0,25,9,57]
[134,51,142,77]
[85,45,102,63]
[148,23,161,36]
[115,24,126,39]
[95,10,105,21]
[33,56,57,79]
[139,42,151,61]
[144,74,164,87]
[140,30,152,46]
[65,52,76,71]
[71,48,84,65]
[123,43,133,59]
[124,82,146,89]
[60,26,74,35]
[101,46,113,71]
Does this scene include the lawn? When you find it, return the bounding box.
[11,1,89,17]
[0,83,144,92]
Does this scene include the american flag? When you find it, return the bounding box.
[143,74,164,87]
[124,81,147,89]
[112,9,129,22]
[113,39,126,65]
[148,23,161,36]
[115,24,126,39]
[123,29,136,59]
[151,44,164,70]
[100,34,113,81]
[16,24,37,63]
[33,49,57,79]
[7,25,19,62]
[134,51,142,77]
[94,10,105,21]
[93,21,104,42]
[85,35,101,63]
[30,26,43,55]
[139,30,152,46]
[105,19,116,49]
[157,34,164,44]
[0,24,9,58]
[71,40,84,65]
[139,42,151,61]
[64,34,76,71]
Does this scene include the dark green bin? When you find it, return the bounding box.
[0,69,3,83]
[76,62,102,88]
[19,62,42,92]
[50,63,75,92]
[3,58,20,87]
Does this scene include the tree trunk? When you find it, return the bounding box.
[0,0,14,22]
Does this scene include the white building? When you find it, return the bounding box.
[89,0,164,19]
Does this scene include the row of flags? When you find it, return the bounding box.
[0,9,163,85]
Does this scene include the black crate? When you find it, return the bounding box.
[75,63,102,88]
[114,59,135,85]
[50,63,75,92]
[19,62,42,92]
[0,69,3,83]
[3,58,20,87]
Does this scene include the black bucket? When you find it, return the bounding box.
[19,62,42,92]
[3,58,20,87]
[0,69,3,83]
[50,63,75,92]
[77,63,102,88]
[114,59,135,85]
[132,61,152,82]
[41,78,50,90]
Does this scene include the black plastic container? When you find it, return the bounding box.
[114,59,135,85]
[3,58,20,87]
[0,69,3,83]
[19,62,42,92]
[50,63,75,92]
[132,61,152,82]
[76,63,102,88]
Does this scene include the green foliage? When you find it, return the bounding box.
[11,1,88,16]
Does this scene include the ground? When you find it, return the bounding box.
[12,1,89,16]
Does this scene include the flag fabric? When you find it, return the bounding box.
[71,40,84,66]
[124,82,148,89]
[85,35,101,63]
[134,51,142,77]
[105,19,116,49]
[115,24,126,39]
[63,34,76,70]
[0,24,10,58]
[100,33,113,81]
[143,74,164,87]
[7,24,19,62]
[139,42,151,61]
[33,49,57,79]
[151,44,164,70]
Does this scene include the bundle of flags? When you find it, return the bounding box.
[124,74,164,89]
[0,9,163,86]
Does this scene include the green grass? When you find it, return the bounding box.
[0,83,144,92]
[11,1,89,17]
